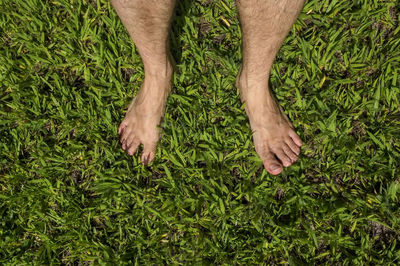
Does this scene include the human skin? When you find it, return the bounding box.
[112,0,305,175]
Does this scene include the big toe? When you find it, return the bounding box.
[141,151,155,165]
[261,152,283,175]
[141,141,157,165]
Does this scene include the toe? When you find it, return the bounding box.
[120,128,129,143]
[120,128,132,150]
[273,147,292,167]
[118,121,128,135]
[141,151,155,165]
[147,152,155,164]
[121,136,129,150]
[282,143,298,163]
[141,141,157,165]
[125,134,136,149]
[141,153,150,165]
[261,152,283,175]
[289,130,302,147]
[286,137,300,155]
[127,139,140,155]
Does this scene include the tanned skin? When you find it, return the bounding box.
[112,0,305,175]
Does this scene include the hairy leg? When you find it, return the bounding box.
[112,0,177,165]
[235,0,305,175]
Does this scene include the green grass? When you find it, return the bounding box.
[1,0,400,264]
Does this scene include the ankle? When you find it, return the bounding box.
[237,74,270,93]
[145,64,174,79]
[143,55,175,79]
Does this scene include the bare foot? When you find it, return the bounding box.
[118,61,174,165]
[236,69,302,175]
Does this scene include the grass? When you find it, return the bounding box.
[1,0,400,264]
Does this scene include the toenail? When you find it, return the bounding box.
[270,164,280,171]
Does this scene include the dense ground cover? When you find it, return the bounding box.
[1,0,399,264]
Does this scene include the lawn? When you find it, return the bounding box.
[1,0,400,264]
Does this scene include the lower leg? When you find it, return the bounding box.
[112,0,177,164]
[112,0,176,76]
[235,0,305,175]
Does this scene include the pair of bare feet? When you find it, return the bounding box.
[118,57,302,175]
